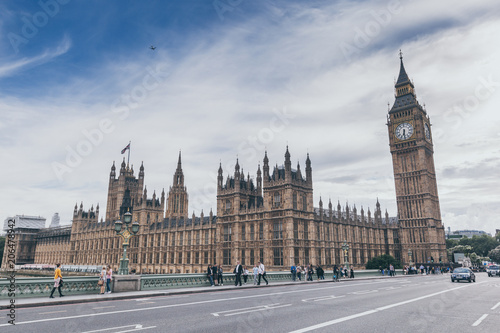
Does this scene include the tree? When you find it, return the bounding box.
[365,254,401,269]
[0,236,5,267]
[458,235,499,257]
[488,246,500,263]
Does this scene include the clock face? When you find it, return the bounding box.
[424,123,431,140]
[395,122,414,140]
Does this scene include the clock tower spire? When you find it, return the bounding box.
[387,52,447,266]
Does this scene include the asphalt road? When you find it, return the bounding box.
[1,273,499,332]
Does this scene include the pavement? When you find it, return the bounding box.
[1,273,419,310]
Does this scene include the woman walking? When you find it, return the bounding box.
[99,266,106,294]
[49,263,64,298]
[243,266,249,284]
[218,264,224,286]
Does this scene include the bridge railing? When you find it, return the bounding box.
[0,269,387,299]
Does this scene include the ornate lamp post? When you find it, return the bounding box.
[341,241,349,270]
[114,211,140,275]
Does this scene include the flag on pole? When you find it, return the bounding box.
[121,143,130,154]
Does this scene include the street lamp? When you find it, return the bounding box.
[114,210,140,275]
[341,240,349,270]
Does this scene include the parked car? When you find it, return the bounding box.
[451,268,475,283]
[487,265,499,277]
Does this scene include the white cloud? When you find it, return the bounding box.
[0,1,499,235]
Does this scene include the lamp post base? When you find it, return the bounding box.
[118,258,129,275]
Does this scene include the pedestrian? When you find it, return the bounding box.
[316,265,321,280]
[307,264,313,281]
[98,266,106,294]
[207,265,214,286]
[333,265,339,282]
[106,265,113,293]
[350,267,354,279]
[253,264,259,285]
[49,263,64,298]
[213,263,219,285]
[291,264,297,281]
[243,266,249,284]
[257,261,268,285]
[218,264,224,286]
[297,265,302,281]
[234,261,243,286]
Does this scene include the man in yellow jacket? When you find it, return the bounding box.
[49,263,64,298]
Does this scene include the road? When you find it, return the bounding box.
[1,273,499,332]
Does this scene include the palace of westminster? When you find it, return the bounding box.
[2,56,447,273]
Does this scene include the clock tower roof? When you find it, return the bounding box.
[389,51,425,115]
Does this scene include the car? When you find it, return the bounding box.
[487,265,499,277]
[451,268,475,283]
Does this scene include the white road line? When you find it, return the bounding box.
[81,324,156,333]
[349,290,378,295]
[212,303,281,316]
[39,310,67,315]
[92,306,116,310]
[491,301,500,310]
[0,279,419,327]
[224,304,292,317]
[289,281,486,333]
[302,295,345,302]
[472,314,488,327]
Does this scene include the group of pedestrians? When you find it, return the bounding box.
[207,261,268,287]
[380,264,396,276]
[98,265,113,294]
[207,264,224,286]
[332,264,354,280]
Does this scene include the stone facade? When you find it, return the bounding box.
[2,56,447,273]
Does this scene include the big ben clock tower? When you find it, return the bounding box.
[387,52,447,265]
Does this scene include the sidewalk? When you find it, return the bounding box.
[0,274,416,310]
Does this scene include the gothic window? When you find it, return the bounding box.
[164,234,168,245]
[294,222,298,239]
[250,224,255,241]
[177,252,182,264]
[205,230,209,244]
[223,249,231,265]
[317,225,321,240]
[180,195,184,213]
[273,247,283,266]
[294,248,299,264]
[273,192,281,207]
[250,250,255,266]
[273,221,283,239]
[156,253,160,264]
[223,224,232,242]
[259,223,264,240]
[241,225,246,241]
[302,195,307,210]
[174,195,179,213]
[187,252,191,264]
[304,221,309,240]
[204,251,209,264]
[260,249,264,262]
[195,252,199,264]
[187,231,191,245]
[225,200,231,211]
[241,250,246,265]
[305,248,310,264]
[163,253,167,264]
[293,192,297,210]
[196,231,200,245]
[179,232,184,246]
[147,213,150,224]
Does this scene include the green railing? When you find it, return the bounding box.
[0,276,101,299]
[0,269,390,299]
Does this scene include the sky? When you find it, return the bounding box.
[0,0,499,235]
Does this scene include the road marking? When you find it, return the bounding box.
[349,290,378,295]
[491,301,500,310]
[302,295,345,302]
[212,303,281,316]
[81,324,156,333]
[93,306,116,310]
[472,314,488,327]
[289,281,487,333]
[213,303,292,317]
[39,310,67,315]
[0,280,411,327]
[134,298,151,301]
[137,302,155,304]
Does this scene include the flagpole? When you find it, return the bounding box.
[127,141,131,166]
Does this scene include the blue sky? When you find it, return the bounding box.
[1,0,499,235]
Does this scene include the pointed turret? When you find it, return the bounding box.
[110,161,116,179]
[139,161,144,179]
[218,162,224,189]
[263,151,270,183]
[305,153,312,185]
[390,50,422,114]
[256,163,262,194]
[284,146,291,178]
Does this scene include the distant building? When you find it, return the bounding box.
[1,215,46,266]
[448,229,491,239]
